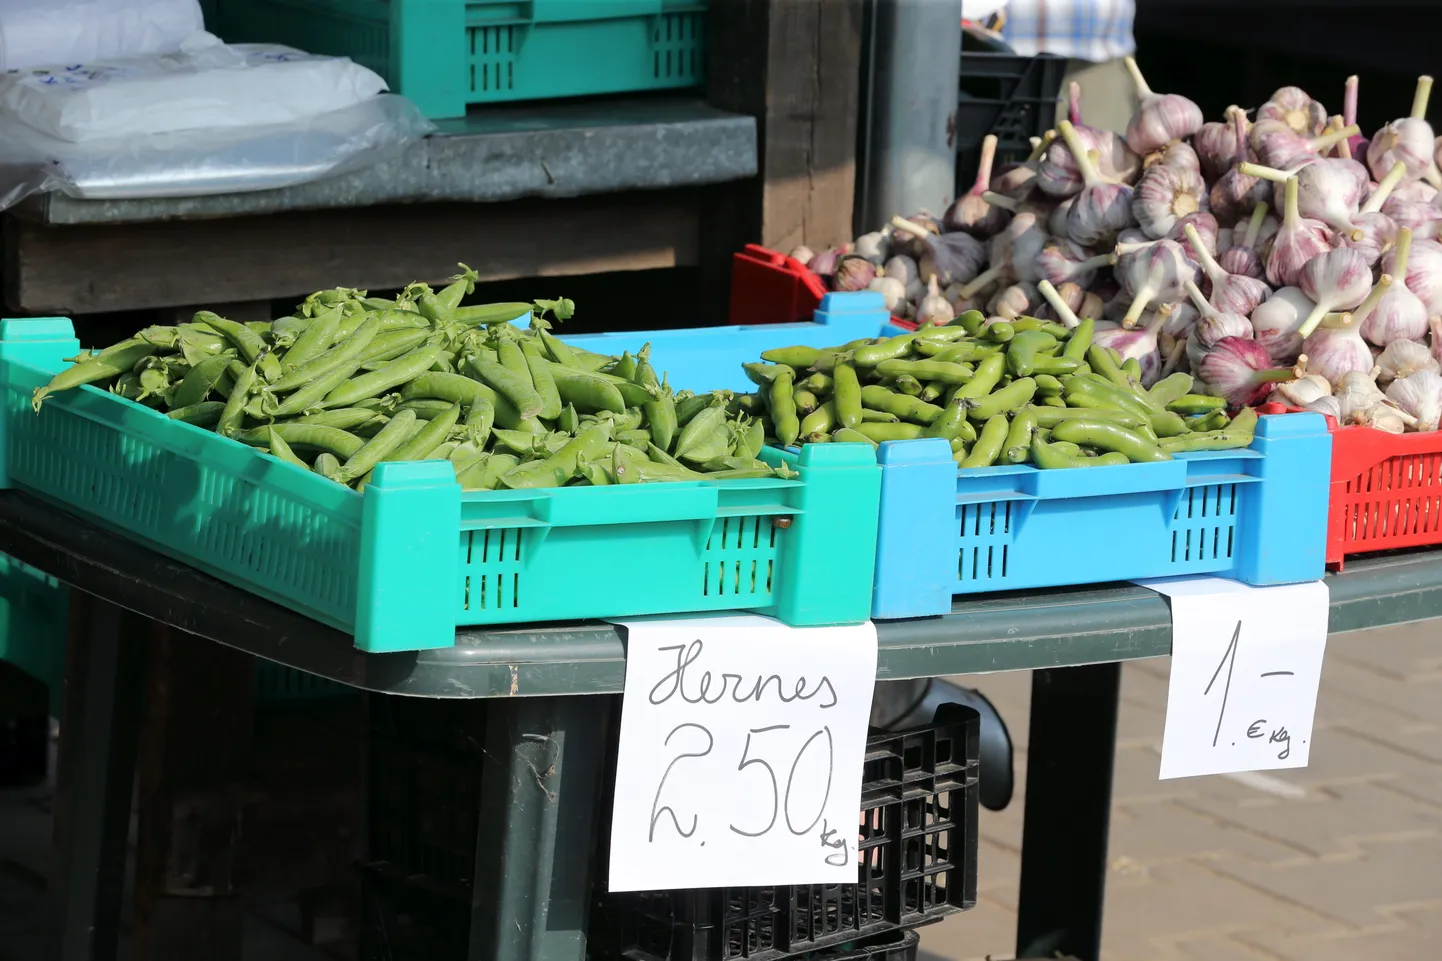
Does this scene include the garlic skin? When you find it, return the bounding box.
[1122,57,1204,154]
[1385,368,1442,430]
[1361,229,1429,346]
[1132,163,1208,239]
[1252,286,1317,365]
[868,276,907,313]
[1375,339,1438,383]
[1148,140,1202,177]
[1265,176,1332,288]
[1066,82,1143,184]
[1247,158,1370,237]
[1341,210,1398,267]
[1257,86,1329,138]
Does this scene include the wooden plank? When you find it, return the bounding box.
[4,192,701,315]
[706,0,863,253]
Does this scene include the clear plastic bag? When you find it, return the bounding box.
[0,94,435,208]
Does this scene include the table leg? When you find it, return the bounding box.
[131,623,256,961]
[47,592,148,961]
[1015,662,1121,961]
[469,695,615,961]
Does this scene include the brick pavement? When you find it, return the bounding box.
[919,620,1442,961]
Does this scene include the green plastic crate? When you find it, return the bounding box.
[0,553,68,716]
[206,0,707,119]
[0,318,880,655]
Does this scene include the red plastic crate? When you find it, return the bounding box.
[729,244,913,328]
[1258,402,1442,569]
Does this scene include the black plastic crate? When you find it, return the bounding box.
[795,930,919,961]
[366,696,487,896]
[590,705,979,961]
[956,43,1067,190]
[359,865,471,961]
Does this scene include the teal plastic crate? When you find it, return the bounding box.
[0,318,880,654]
[0,552,68,716]
[206,0,707,118]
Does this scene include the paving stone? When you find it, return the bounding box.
[976,834,1021,894]
[1237,925,1434,961]
[1315,657,1442,726]
[1171,935,1280,961]
[1210,835,1442,931]
[1328,621,1442,682]
[915,898,1018,961]
[1108,798,1305,866]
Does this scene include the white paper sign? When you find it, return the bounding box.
[608,614,878,892]
[1138,576,1329,780]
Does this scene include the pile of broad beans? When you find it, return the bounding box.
[744,311,1258,468]
[30,269,792,491]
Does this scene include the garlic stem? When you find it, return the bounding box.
[1037,279,1082,329]
[1183,279,1213,315]
[975,135,999,191]
[1328,116,1351,159]
[1242,203,1269,249]
[1123,56,1153,99]
[1425,165,1442,189]
[1078,252,1120,272]
[1353,273,1395,325]
[1283,175,1302,227]
[1161,338,1186,378]
[890,215,931,239]
[1068,82,1082,126]
[957,265,1003,300]
[981,191,1021,212]
[1394,227,1414,280]
[1361,162,1408,213]
[1184,222,1227,285]
[1057,121,1108,186]
[1412,75,1434,121]
[1238,161,1295,184]
[1309,124,1361,154]
[1343,75,1359,128]
[1027,130,1057,163]
[1123,286,1156,328]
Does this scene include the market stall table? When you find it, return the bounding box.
[5,488,1437,961]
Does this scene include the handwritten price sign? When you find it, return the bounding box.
[1139,577,1330,780]
[608,615,878,892]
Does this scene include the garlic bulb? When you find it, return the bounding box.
[1359,404,1411,433]
[1185,222,1272,316]
[1380,195,1442,239]
[1294,247,1374,338]
[1068,81,1143,182]
[1250,119,1360,171]
[1195,106,1247,182]
[1036,279,1083,329]
[1375,338,1438,383]
[944,135,1012,238]
[789,245,815,267]
[832,255,878,292]
[1035,240,1117,289]
[1252,286,1317,365]
[1093,303,1172,385]
[809,246,847,277]
[1361,228,1429,346]
[1276,371,1333,407]
[1057,122,1133,247]
[1172,212,1219,261]
[1132,163,1208,239]
[1385,368,1442,430]
[1265,176,1333,288]
[1382,235,1442,314]
[868,276,907,313]
[891,216,986,287]
[958,211,1050,298]
[1367,76,1437,182]
[1122,57,1204,154]
[1116,238,1196,327]
[1241,158,1369,238]
[1302,286,1388,387]
[1196,336,1300,406]
[1218,203,1269,279]
[853,232,889,266]
[1183,279,1253,373]
[883,254,919,287]
[1257,86,1329,138]
[915,277,956,327]
[989,282,1038,320]
[1302,394,1344,420]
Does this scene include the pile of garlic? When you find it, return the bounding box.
[792,63,1442,434]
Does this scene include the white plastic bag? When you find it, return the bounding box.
[0,0,203,71]
[0,32,389,142]
[0,94,435,207]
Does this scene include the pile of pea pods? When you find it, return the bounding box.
[743,311,1259,468]
[30,268,792,491]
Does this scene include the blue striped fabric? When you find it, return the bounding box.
[999,0,1136,62]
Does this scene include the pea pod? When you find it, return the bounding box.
[860,408,902,424]
[1011,317,1071,338]
[1085,343,1132,389]
[644,379,679,453]
[793,388,819,414]
[961,415,1009,468]
[1032,435,1128,469]
[451,302,535,327]
[167,401,225,427]
[169,353,234,409]
[833,361,863,429]
[281,306,342,371]
[854,421,925,442]
[1064,377,1153,419]
[675,404,731,463]
[1005,330,1058,376]
[386,403,463,464]
[761,345,822,367]
[32,340,157,410]
[799,399,837,437]
[469,355,544,421]
[1051,419,1172,462]
[967,377,1037,421]
[236,424,365,460]
[1004,409,1038,463]
[549,364,627,414]
[267,317,382,394]
[1167,393,1228,415]
[985,321,1015,344]
[294,408,391,433]
[520,340,563,419]
[338,409,419,481]
[264,427,311,470]
[832,427,878,447]
[875,359,975,385]
[217,362,259,437]
[321,344,447,410]
[196,312,281,383]
[953,354,1005,400]
[768,369,801,447]
[1147,372,1194,406]
[739,418,766,459]
[313,453,342,480]
[1147,411,1189,438]
[501,423,615,489]
[853,334,922,367]
[1062,317,1094,361]
[924,394,971,442]
[859,385,942,425]
[1121,357,1143,382]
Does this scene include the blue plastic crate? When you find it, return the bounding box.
[541,291,1331,618]
[0,552,68,715]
